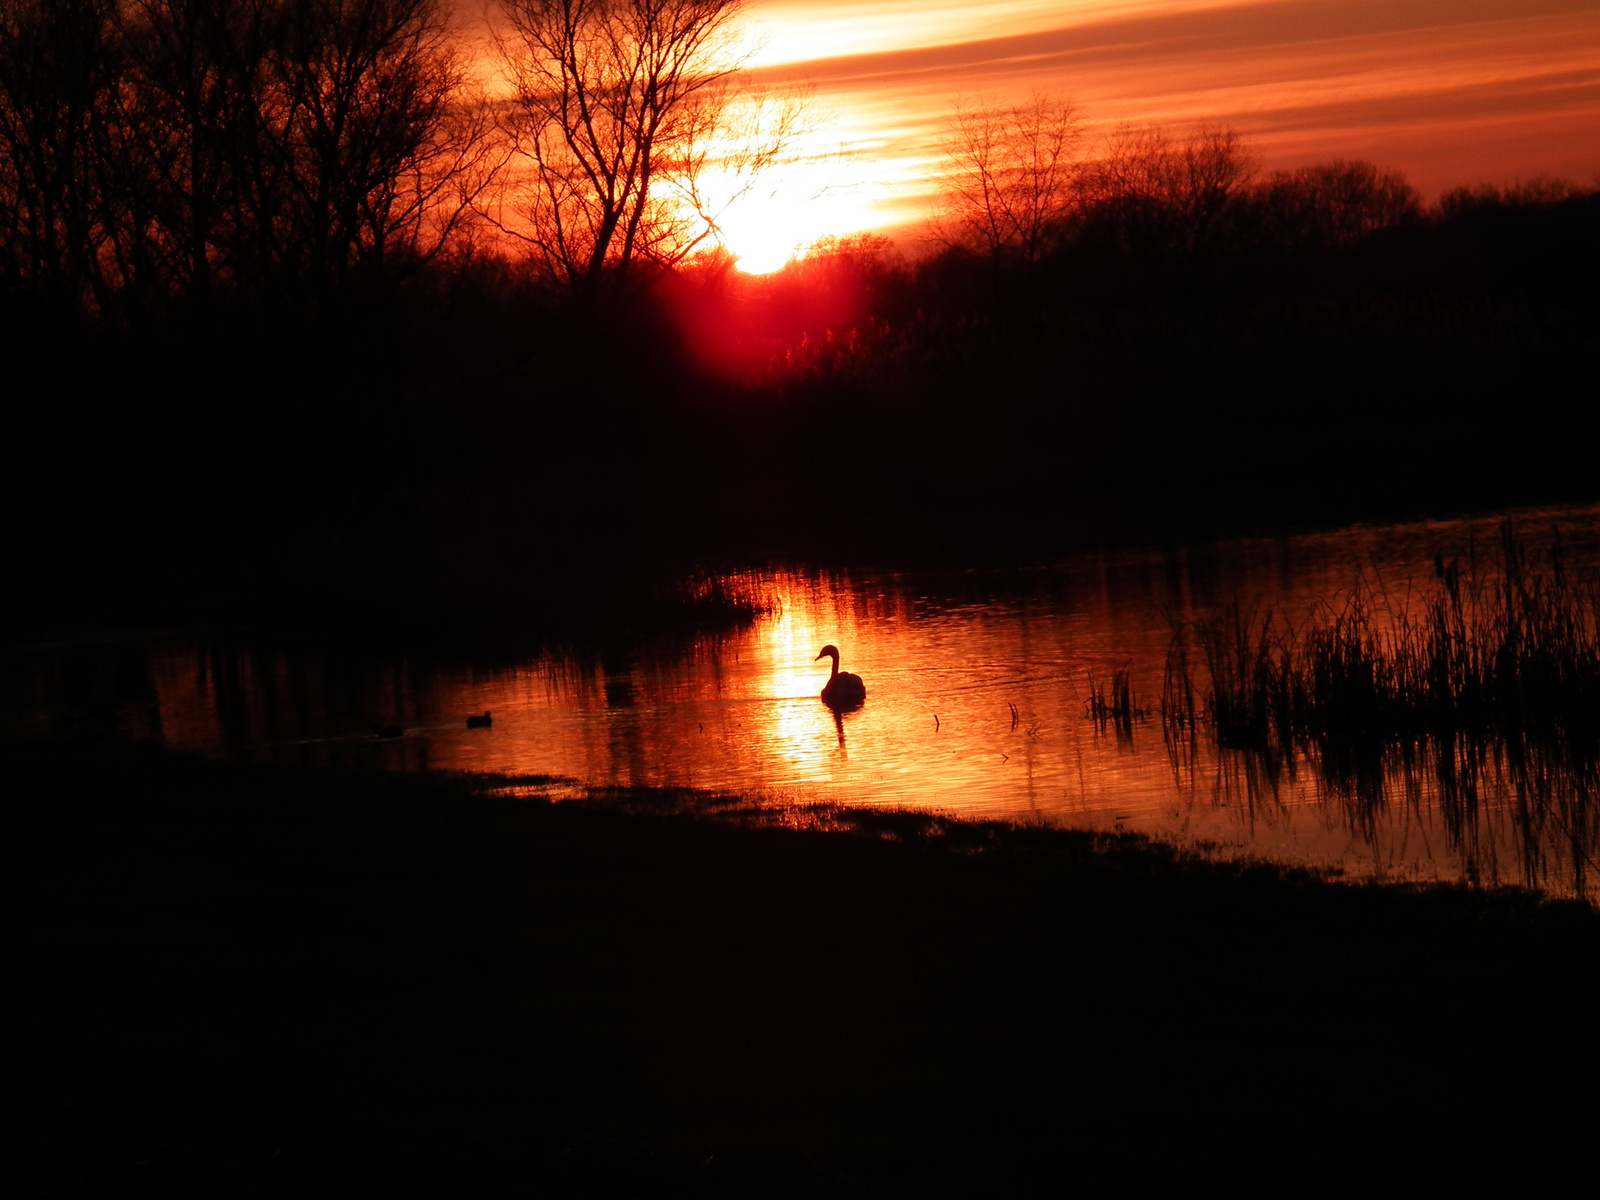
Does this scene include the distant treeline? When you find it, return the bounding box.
[656,149,1600,578]
[4,5,1598,638]
[681,129,1600,376]
[4,4,1596,337]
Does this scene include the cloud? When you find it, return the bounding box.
[741,0,1600,216]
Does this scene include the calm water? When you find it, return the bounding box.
[11,504,1600,897]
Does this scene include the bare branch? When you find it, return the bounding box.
[929,92,1081,271]
[490,0,784,301]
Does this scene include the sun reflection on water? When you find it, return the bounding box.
[15,506,1600,898]
[753,573,865,779]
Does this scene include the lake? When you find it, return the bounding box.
[9,503,1600,898]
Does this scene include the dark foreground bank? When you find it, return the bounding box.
[7,743,1598,1194]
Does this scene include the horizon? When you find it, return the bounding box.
[710,0,1600,267]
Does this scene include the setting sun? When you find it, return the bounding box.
[717,177,882,273]
[695,110,914,272]
[718,121,937,270]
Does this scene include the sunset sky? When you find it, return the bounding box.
[710,0,1600,265]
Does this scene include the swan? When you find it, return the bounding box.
[466,711,493,728]
[815,645,866,710]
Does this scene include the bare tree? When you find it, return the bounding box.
[669,83,807,259]
[262,0,488,306]
[1078,123,1255,258]
[930,92,1080,270]
[1256,160,1419,251]
[1,0,493,321]
[491,0,793,300]
[1074,123,1170,255]
[0,0,120,318]
[1168,125,1254,254]
[109,0,274,308]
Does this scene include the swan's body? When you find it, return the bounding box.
[815,645,866,710]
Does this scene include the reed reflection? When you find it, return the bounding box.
[1163,522,1600,895]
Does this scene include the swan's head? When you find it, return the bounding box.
[815,644,840,664]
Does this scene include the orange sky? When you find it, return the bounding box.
[721,0,1600,259]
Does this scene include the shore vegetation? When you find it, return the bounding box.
[1159,523,1600,894]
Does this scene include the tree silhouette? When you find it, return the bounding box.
[0,0,488,324]
[1077,123,1255,260]
[1254,160,1418,253]
[108,0,273,311]
[930,93,1080,271]
[0,0,120,320]
[491,0,791,302]
[263,0,486,308]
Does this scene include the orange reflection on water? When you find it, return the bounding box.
[759,585,860,774]
[26,504,1600,899]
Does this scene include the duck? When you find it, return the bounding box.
[374,724,404,739]
[815,645,866,710]
[466,711,493,728]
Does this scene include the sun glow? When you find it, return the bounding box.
[726,0,1600,224]
[694,96,933,273]
[477,0,1600,270]
[715,169,883,273]
[736,1,1203,69]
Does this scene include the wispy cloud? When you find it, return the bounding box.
[739,0,1600,229]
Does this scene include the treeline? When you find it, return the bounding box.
[655,126,1600,574]
[0,0,486,332]
[0,0,758,638]
[0,0,779,337]
[946,118,1425,272]
[5,4,1594,343]
[685,116,1600,375]
[924,106,1600,292]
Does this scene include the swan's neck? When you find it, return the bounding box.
[826,652,839,679]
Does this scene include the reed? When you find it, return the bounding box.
[1163,523,1600,893]
[1086,663,1144,743]
[668,572,775,630]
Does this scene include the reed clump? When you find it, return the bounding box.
[667,573,775,631]
[1165,523,1600,893]
[1173,524,1600,749]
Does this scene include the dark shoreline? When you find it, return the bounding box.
[9,741,1598,1192]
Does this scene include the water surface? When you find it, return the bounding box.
[11,504,1600,897]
